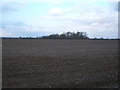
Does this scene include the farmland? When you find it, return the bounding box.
[2,39,118,88]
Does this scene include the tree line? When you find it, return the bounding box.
[40,31,89,39]
[2,31,119,40]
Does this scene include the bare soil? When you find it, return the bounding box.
[2,39,118,88]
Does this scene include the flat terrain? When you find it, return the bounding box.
[2,39,118,88]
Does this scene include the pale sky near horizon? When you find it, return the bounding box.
[0,0,119,38]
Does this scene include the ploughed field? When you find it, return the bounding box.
[2,39,118,88]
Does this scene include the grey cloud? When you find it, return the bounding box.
[2,4,17,13]
[2,25,52,37]
[1,2,25,13]
[12,21,27,26]
[2,21,27,28]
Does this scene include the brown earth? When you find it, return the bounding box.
[2,39,118,88]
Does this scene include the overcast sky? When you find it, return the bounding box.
[0,0,119,38]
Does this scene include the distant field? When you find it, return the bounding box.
[2,39,118,88]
